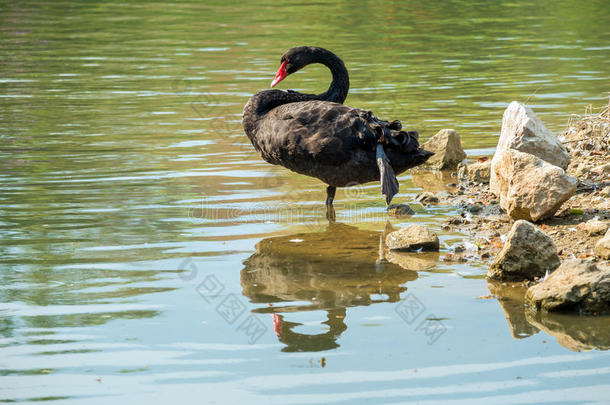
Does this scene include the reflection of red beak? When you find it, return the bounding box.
[273,313,282,337]
[270,61,287,88]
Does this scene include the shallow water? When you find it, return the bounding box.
[2,0,610,403]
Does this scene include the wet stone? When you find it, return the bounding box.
[421,129,467,170]
[385,224,440,252]
[387,203,415,217]
[467,204,482,213]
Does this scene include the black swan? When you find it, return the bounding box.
[242,46,432,209]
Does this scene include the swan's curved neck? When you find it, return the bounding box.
[243,49,350,138]
[313,49,349,104]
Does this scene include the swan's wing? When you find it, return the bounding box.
[257,101,371,165]
[258,100,418,166]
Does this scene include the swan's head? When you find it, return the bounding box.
[271,46,329,88]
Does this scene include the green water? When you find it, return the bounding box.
[1,0,610,403]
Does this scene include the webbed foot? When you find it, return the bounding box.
[376,144,399,205]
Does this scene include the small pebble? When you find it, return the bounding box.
[468,204,482,213]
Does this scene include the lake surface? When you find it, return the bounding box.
[2,0,610,403]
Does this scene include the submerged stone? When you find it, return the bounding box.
[415,191,440,205]
[387,203,415,217]
[421,129,467,170]
[385,224,440,252]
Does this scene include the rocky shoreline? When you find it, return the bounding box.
[388,100,610,317]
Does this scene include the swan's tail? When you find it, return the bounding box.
[359,110,422,154]
[360,110,432,203]
[376,144,399,205]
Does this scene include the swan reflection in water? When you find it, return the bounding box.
[240,223,420,352]
[239,221,610,353]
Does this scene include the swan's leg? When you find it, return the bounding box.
[325,186,336,206]
[326,205,336,223]
[376,144,399,205]
[325,186,336,222]
[375,234,385,265]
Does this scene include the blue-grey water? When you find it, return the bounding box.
[1,0,610,403]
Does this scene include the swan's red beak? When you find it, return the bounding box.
[270,61,287,88]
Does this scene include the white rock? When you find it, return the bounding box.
[494,150,577,222]
[490,102,570,195]
[421,129,467,170]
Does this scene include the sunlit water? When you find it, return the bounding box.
[2,0,610,403]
